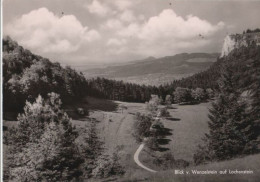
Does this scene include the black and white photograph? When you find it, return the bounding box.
[1,0,260,181]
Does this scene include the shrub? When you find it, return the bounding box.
[133,113,153,142]
[206,88,215,99]
[146,95,163,115]
[173,87,192,104]
[145,137,159,150]
[191,88,206,102]
[193,137,216,165]
[153,152,175,169]
[165,95,173,107]
[92,152,125,178]
[158,107,170,117]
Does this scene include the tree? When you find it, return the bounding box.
[173,87,192,104]
[201,64,257,161]
[158,107,170,117]
[145,95,162,115]
[6,93,83,181]
[243,49,260,152]
[165,95,173,107]
[206,88,214,99]
[133,113,153,142]
[91,152,125,178]
[191,88,206,103]
[82,122,103,178]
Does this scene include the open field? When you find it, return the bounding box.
[86,101,212,179]
[3,98,259,182]
[163,102,210,161]
[2,99,212,178]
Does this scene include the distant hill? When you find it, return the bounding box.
[83,53,219,86]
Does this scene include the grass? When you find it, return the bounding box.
[87,101,213,180]
[139,153,260,182]
[4,99,259,182]
[64,96,118,120]
[164,102,210,161]
[136,102,211,171]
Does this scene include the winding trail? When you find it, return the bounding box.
[133,143,157,173]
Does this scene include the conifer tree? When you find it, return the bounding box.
[207,63,252,160]
[244,47,260,152]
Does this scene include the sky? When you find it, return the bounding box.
[3,0,260,65]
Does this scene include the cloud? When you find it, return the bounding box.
[111,0,134,11]
[102,18,123,30]
[118,23,140,37]
[5,7,100,54]
[86,0,111,17]
[119,10,136,22]
[106,38,126,46]
[138,10,225,41]
[118,9,224,41]
[106,9,225,57]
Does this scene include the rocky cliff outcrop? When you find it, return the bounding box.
[221,32,260,57]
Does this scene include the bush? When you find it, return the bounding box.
[77,107,88,116]
[173,87,192,104]
[193,137,216,165]
[165,95,173,107]
[146,95,163,115]
[145,137,159,150]
[206,88,214,99]
[158,107,170,117]
[133,113,153,142]
[153,152,175,169]
[191,88,206,103]
[92,152,125,178]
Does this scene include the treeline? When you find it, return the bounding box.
[172,87,214,104]
[3,36,220,114]
[86,59,223,103]
[243,28,260,34]
[162,58,222,93]
[86,77,160,102]
[86,77,216,104]
[194,44,260,164]
[3,37,87,113]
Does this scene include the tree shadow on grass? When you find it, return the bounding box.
[167,106,178,110]
[179,102,200,106]
[156,128,173,137]
[156,147,170,152]
[157,138,171,145]
[153,127,173,152]
[166,117,181,121]
[64,96,118,120]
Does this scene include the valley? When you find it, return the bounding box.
[2,30,260,182]
[80,53,218,86]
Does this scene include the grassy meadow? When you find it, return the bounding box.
[3,97,259,182]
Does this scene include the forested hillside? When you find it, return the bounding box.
[84,53,218,86]
[3,36,87,113]
[2,37,162,116]
[3,36,260,111]
[1,37,222,111]
[87,77,159,102]
[194,43,260,164]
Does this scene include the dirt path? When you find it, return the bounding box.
[133,143,157,173]
[116,115,127,134]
